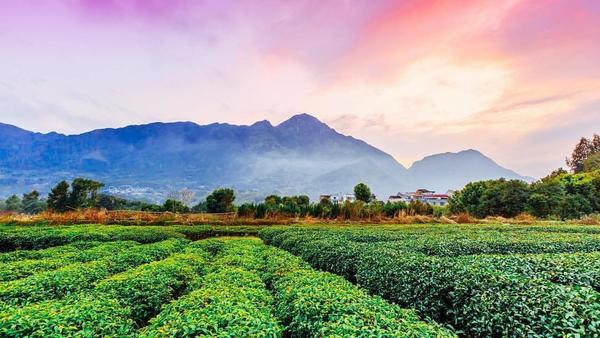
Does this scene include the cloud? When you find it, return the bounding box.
[0,0,598,178]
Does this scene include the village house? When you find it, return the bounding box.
[387,189,449,206]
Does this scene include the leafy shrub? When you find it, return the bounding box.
[0,225,183,252]
[260,245,454,337]
[0,294,135,337]
[261,227,600,337]
[141,266,282,337]
[0,238,188,306]
[94,251,207,325]
[0,240,139,281]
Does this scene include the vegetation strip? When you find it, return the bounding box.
[259,245,455,337]
[0,238,188,307]
[0,240,104,263]
[0,240,140,281]
[141,239,282,337]
[0,224,262,252]
[0,249,209,337]
[261,227,600,337]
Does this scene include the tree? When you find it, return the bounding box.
[47,181,70,212]
[163,199,189,213]
[191,201,207,213]
[237,203,256,218]
[583,153,600,172]
[69,178,104,209]
[526,180,564,218]
[4,195,21,212]
[354,183,372,203]
[21,190,45,214]
[566,134,600,173]
[205,188,235,213]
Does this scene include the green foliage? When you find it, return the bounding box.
[0,294,136,337]
[260,226,600,337]
[47,180,70,212]
[3,195,21,212]
[584,152,600,172]
[353,182,372,203]
[95,251,207,325]
[205,188,235,213]
[20,191,45,214]
[162,199,189,213]
[69,178,105,209]
[0,225,184,252]
[262,247,454,337]
[0,241,139,282]
[141,242,282,338]
[450,172,600,219]
[384,201,408,217]
[449,179,530,218]
[0,241,104,263]
[237,202,256,218]
[0,238,188,306]
[566,134,600,173]
[46,178,104,212]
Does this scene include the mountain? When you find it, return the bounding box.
[407,149,534,193]
[0,115,532,202]
[0,114,409,202]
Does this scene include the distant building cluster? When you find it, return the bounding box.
[319,193,378,204]
[388,189,453,206]
[319,193,356,204]
[319,189,452,207]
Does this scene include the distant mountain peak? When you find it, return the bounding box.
[277,113,329,130]
[407,149,532,192]
[250,120,273,128]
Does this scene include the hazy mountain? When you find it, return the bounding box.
[406,149,534,193]
[0,115,532,202]
[0,114,408,201]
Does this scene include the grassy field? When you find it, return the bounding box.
[0,223,599,337]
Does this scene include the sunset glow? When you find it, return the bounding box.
[1,0,599,177]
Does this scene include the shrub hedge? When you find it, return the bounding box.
[260,227,600,337]
[0,240,140,282]
[0,225,183,252]
[141,259,282,337]
[0,238,188,307]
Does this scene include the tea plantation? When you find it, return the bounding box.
[1,223,600,337]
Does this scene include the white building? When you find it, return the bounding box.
[387,189,449,206]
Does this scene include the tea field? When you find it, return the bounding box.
[1,223,600,337]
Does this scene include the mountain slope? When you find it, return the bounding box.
[0,114,408,201]
[407,149,533,193]
[0,116,532,201]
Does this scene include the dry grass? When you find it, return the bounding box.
[2,209,595,227]
[452,212,477,224]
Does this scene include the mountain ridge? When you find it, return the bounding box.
[0,114,531,201]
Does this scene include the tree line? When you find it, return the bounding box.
[2,134,598,220]
[0,180,440,220]
[449,134,600,219]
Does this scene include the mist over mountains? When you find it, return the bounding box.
[0,114,531,202]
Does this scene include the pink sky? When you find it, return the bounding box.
[1,0,599,177]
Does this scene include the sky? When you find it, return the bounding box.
[1,0,599,178]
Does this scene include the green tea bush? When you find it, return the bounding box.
[261,227,600,337]
[260,246,455,337]
[95,251,207,325]
[0,241,140,281]
[0,238,188,306]
[0,240,103,263]
[141,266,282,337]
[0,225,183,252]
[0,294,136,337]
